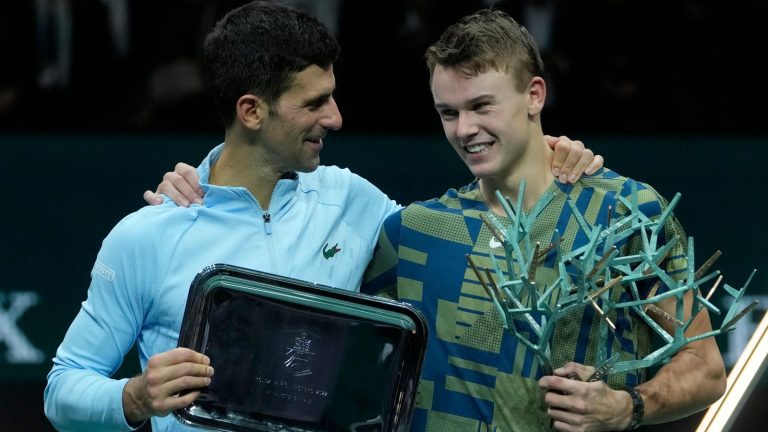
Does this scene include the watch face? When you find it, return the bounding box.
[174,264,428,432]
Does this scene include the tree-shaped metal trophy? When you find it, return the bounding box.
[465,181,758,381]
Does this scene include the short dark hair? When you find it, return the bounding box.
[203,1,340,126]
[425,9,544,92]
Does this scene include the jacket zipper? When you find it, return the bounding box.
[263,211,272,235]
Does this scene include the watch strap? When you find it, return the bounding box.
[623,386,644,430]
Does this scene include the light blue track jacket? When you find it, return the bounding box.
[44,144,400,432]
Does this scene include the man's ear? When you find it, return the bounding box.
[527,76,546,116]
[236,94,269,130]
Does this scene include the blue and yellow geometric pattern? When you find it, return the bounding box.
[362,168,687,431]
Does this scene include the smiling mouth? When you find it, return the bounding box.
[464,142,493,154]
[304,137,325,150]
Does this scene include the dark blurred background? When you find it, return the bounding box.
[1,1,766,431]
[1,0,766,136]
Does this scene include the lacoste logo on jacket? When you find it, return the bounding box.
[322,242,342,259]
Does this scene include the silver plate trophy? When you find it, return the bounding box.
[174,264,428,432]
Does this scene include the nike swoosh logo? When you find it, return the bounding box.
[489,236,502,249]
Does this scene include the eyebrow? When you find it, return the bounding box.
[434,94,496,110]
[306,89,334,106]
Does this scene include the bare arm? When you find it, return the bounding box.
[634,292,726,424]
[539,291,726,431]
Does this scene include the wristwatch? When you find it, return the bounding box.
[623,386,644,430]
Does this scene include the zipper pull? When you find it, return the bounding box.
[263,211,272,235]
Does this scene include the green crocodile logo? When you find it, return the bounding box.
[322,242,342,259]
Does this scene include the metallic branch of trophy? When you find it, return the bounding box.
[466,181,758,380]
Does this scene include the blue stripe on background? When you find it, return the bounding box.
[432,381,496,424]
[573,307,595,364]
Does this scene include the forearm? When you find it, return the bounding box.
[45,365,135,432]
[44,275,144,431]
[636,340,726,424]
[635,289,728,425]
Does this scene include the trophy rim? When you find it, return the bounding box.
[173,263,428,432]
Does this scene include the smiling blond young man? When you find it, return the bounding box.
[362,9,726,432]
